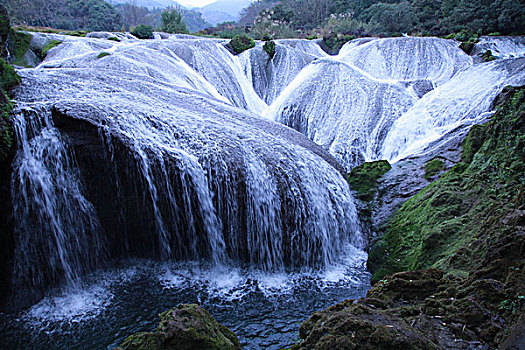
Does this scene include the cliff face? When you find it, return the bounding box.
[294,86,525,349]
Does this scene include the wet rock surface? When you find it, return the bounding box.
[293,86,525,350]
[119,304,241,350]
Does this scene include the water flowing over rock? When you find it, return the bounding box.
[240,41,323,104]
[472,36,525,58]
[381,58,525,162]
[265,59,416,169]
[338,37,473,86]
[8,35,362,306]
[266,36,525,170]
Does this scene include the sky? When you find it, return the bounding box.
[174,0,218,7]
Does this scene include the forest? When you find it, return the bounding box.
[2,0,524,38]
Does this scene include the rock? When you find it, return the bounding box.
[293,298,435,350]
[119,304,241,350]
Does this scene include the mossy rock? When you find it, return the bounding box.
[481,49,496,62]
[41,40,62,59]
[459,41,474,54]
[293,298,435,350]
[347,160,391,201]
[263,40,275,59]
[10,30,33,66]
[120,304,241,350]
[423,158,444,180]
[97,52,111,59]
[229,34,255,55]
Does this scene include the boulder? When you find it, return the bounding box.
[119,304,241,350]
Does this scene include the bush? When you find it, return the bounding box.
[229,34,255,55]
[131,25,153,39]
[0,58,20,91]
[263,40,275,59]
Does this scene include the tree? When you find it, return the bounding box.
[160,7,188,34]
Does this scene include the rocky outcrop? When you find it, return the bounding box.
[119,304,241,350]
[293,86,525,349]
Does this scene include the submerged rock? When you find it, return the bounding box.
[119,304,241,350]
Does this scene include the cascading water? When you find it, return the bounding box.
[264,58,416,169]
[268,36,525,170]
[3,31,525,350]
[10,106,106,304]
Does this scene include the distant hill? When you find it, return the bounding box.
[199,0,251,25]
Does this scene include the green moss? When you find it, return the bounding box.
[263,40,275,59]
[423,158,444,180]
[97,52,111,59]
[41,40,62,58]
[229,34,255,55]
[347,160,391,201]
[120,304,241,350]
[369,86,525,283]
[11,31,32,66]
[0,58,21,91]
[107,37,119,41]
[481,49,496,61]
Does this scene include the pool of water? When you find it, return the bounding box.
[0,245,369,350]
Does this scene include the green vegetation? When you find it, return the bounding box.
[320,33,355,55]
[97,52,111,59]
[481,49,496,61]
[120,304,241,350]
[131,25,153,39]
[229,34,255,55]
[107,37,119,41]
[369,86,525,283]
[0,59,19,161]
[41,40,62,58]
[0,59,20,91]
[423,158,444,180]
[160,7,188,34]
[240,0,524,39]
[347,160,391,201]
[11,31,32,66]
[263,40,275,59]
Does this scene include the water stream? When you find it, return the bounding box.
[1,33,524,349]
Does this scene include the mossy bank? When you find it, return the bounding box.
[294,85,525,349]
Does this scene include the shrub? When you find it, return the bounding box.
[263,40,275,59]
[131,25,154,39]
[229,34,255,55]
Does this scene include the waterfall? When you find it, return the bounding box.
[473,36,525,58]
[380,58,525,162]
[267,36,525,170]
[8,34,362,305]
[10,106,106,302]
[240,42,320,104]
[264,58,416,169]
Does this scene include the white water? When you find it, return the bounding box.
[473,36,525,58]
[11,34,362,304]
[267,36,525,170]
